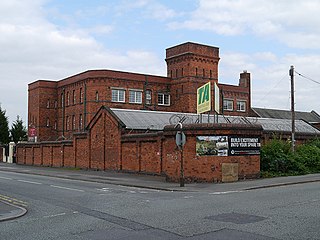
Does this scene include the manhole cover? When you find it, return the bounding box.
[206,213,267,224]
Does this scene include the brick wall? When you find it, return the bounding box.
[121,133,162,174]
[17,108,263,183]
[162,124,261,182]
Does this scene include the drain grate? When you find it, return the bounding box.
[206,213,267,224]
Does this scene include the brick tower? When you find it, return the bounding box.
[165,42,220,113]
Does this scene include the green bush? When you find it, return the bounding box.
[260,138,320,176]
[295,144,320,172]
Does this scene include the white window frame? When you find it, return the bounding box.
[111,88,125,103]
[223,99,233,111]
[129,89,142,104]
[158,93,170,106]
[237,100,246,112]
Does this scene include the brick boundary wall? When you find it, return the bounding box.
[16,122,263,183]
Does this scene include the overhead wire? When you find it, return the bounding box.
[295,71,320,85]
[255,73,288,105]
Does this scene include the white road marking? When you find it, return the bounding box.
[17,179,42,185]
[50,185,84,192]
[0,176,12,180]
[209,190,245,195]
[183,196,194,199]
[97,188,110,192]
[43,212,66,218]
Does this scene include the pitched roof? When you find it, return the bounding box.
[110,108,320,135]
[252,108,320,123]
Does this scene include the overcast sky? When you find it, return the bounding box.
[1,0,320,125]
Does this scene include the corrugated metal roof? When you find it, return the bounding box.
[252,107,320,123]
[111,108,320,134]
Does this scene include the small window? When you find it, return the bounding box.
[145,90,152,105]
[47,99,50,108]
[223,99,233,111]
[73,90,76,104]
[95,91,99,102]
[237,100,246,112]
[46,118,50,127]
[129,90,142,104]
[54,121,57,130]
[158,93,170,106]
[54,101,57,109]
[79,114,83,130]
[80,88,83,103]
[112,89,125,102]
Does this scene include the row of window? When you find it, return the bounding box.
[169,68,215,79]
[47,88,171,108]
[223,99,246,112]
[111,89,170,106]
[46,114,84,131]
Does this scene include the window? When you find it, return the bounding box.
[129,90,142,104]
[54,121,57,130]
[46,118,50,127]
[112,89,125,102]
[237,100,246,112]
[73,90,76,104]
[61,93,64,108]
[54,101,57,109]
[95,91,99,102]
[47,99,50,108]
[145,90,152,105]
[223,99,233,111]
[79,114,83,130]
[158,93,170,106]
[80,88,83,103]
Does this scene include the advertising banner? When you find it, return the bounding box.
[196,136,260,156]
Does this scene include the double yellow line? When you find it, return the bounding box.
[0,194,28,207]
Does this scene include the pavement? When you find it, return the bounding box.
[1,162,320,222]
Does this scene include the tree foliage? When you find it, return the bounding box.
[10,115,27,143]
[0,105,10,145]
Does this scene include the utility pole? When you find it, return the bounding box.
[289,65,295,152]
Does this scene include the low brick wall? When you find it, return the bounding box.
[16,120,263,183]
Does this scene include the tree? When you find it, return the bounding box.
[0,105,10,144]
[10,115,28,143]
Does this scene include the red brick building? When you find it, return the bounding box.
[28,42,251,141]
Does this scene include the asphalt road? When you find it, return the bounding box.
[0,170,319,240]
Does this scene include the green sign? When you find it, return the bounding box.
[197,82,211,114]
